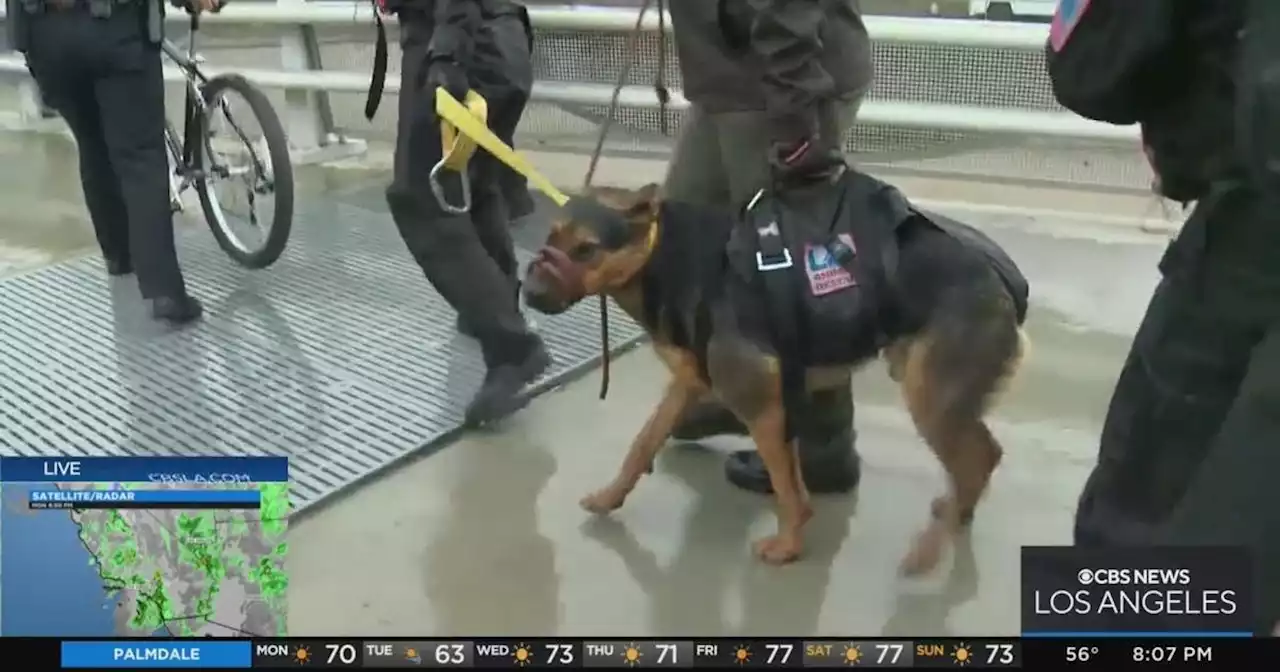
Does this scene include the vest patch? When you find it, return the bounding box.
[1050,0,1092,52]
[804,234,858,296]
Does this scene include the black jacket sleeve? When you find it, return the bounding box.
[746,0,836,143]
[429,0,484,68]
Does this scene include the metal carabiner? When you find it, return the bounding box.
[430,90,488,215]
[429,160,472,215]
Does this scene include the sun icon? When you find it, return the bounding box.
[733,645,752,666]
[514,643,533,667]
[293,646,311,664]
[843,645,862,665]
[952,643,973,666]
[622,643,643,667]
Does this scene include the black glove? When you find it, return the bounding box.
[424,59,470,102]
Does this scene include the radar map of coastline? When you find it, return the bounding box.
[0,456,289,638]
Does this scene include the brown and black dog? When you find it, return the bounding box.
[522,181,1028,576]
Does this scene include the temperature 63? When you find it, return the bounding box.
[1066,646,1100,663]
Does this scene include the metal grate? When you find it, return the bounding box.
[0,198,646,516]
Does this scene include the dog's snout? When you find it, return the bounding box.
[522,269,570,315]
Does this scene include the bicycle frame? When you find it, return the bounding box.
[160,12,270,205]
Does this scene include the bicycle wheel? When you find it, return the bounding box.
[193,74,294,269]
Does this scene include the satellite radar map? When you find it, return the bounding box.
[0,456,288,637]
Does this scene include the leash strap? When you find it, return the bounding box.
[655,0,670,135]
[583,0,655,189]
[584,0,663,400]
[365,1,388,120]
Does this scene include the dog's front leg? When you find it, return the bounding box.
[744,402,814,564]
[708,339,813,565]
[580,379,694,515]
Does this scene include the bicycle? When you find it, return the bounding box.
[162,3,294,269]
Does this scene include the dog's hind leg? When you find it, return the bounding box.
[895,292,1024,577]
[580,379,696,515]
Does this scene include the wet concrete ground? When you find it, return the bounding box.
[0,131,1169,636]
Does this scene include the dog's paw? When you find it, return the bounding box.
[579,488,627,515]
[899,523,948,577]
[931,496,975,526]
[753,534,803,565]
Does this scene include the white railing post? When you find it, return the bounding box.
[274,0,366,164]
[275,0,324,153]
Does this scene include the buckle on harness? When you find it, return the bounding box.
[756,249,793,271]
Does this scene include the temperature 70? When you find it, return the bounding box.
[1066,646,1101,663]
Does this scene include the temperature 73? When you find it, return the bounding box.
[1066,646,1100,663]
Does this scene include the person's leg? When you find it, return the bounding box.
[469,12,531,291]
[457,87,526,338]
[93,12,198,322]
[387,20,548,426]
[711,96,864,495]
[24,15,132,277]
[1155,324,1280,634]
[456,12,535,338]
[1081,196,1280,631]
[1074,194,1276,547]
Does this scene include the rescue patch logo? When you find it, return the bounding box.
[804,234,857,296]
[1050,0,1090,52]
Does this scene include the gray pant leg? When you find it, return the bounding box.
[662,104,732,206]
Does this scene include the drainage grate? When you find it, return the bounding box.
[0,199,646,515]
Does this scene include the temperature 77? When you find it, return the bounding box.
[765,643,795,665]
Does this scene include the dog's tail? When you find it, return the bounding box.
[989,326,1031,409]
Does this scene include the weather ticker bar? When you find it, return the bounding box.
[9,636,1275,669]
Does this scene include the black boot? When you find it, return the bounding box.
[465,336,552,426]
[105,256,133,277]
[724,386,860,494]
[150,294,204,327]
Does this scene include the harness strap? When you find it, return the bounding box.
[750,199,806,439]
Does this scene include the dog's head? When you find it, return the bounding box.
[523,183,660,315]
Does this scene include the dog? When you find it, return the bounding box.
[522,178,1029,576]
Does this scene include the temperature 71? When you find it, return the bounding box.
[1066,646,1100,663]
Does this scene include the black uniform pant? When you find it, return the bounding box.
[23,6,185,299]
[386,12,536,369]
[1074,188,1280,633]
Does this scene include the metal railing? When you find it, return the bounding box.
[0,3,1150,190]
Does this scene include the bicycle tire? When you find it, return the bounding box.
[194,74,295,270]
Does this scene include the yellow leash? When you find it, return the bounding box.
[433,89,570,208]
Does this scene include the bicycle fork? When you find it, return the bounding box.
[167,131,185,214]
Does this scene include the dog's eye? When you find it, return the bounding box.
[569,242,599,261]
